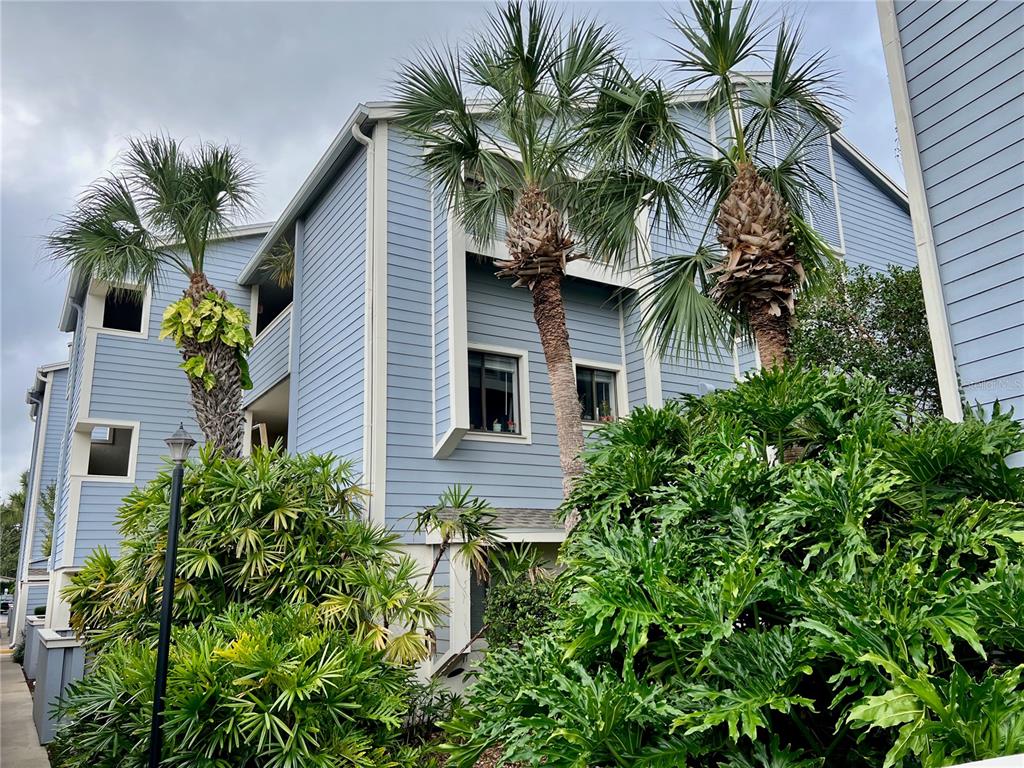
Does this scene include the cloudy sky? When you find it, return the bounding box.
[0,0,900,494]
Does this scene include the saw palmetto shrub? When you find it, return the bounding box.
[64,447,442,663]
[51,605,435,768]
[444,366,1024,767]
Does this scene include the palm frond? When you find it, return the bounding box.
[740,18,843,148]
[639,247,736,361]
[261,239,295,289]
[48,174,172,285]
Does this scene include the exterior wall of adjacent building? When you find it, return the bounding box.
[9,365,68,644]
[44,233,265,627]
[878,0,1024,422]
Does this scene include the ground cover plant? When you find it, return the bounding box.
[445,366,1024,767]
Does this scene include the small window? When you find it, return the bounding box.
[577,366,617,423]
[102,289,144,332]
[87,426,132,476]
[468,351,520,434]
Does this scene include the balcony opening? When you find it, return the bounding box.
[87,426,133,476]
[254,280,292,336]
[248,378,289,451]
[102,288,144,332]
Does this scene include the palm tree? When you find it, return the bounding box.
[394,2,680,507]
[49,136,257,456]
[602,0,841,368]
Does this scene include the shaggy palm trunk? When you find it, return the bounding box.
[496,187,586,528]
[181,272,245,457]
[714,162,801,369]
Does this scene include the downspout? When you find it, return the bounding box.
[350,120,377,519]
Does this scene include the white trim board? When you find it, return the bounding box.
[876,0,963,422]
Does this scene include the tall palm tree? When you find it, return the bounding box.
[600,0,841,369]
[49,136,257,455]
[395,2,680,510]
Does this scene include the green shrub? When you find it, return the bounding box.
[445,366,1024,767]
[793,263,940,413]
[63,447,441,663]
[12,641,24,665]
[482,577,559,651]
[51,604,430,768]
[32,605,46,617]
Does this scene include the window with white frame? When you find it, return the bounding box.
[87,426,133,476]
[102,288,144,333]
[468,351,521,434]
[576,366,617,423]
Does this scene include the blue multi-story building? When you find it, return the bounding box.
[12,97,916,681]
[878,0,1023,423]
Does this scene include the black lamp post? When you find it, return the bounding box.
[147,423,196,768]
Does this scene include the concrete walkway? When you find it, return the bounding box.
[1,624,50,767]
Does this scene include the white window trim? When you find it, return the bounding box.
[70,419,140,483]
[87,280,151,340]
[462,342,533,445]
[574,357,628,431]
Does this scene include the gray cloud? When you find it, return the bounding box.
[0,0,901,493]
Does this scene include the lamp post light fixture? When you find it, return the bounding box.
[147,423,196,768]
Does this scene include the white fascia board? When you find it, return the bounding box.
[237,104,373,285]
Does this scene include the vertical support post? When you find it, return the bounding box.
[147,460,184,768]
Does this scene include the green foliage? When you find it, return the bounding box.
[414,485,504,585]
[33,605,46,617]
[793,263,940,414]
[39,483,56,559]
[47,135,256,285]
[63,447,441,663]
[51,604,432,768]
[446,366,1024,767]
[12,641,24,665]
[161,291,254,390]
[0,471,27,582]
[481,547,559,651]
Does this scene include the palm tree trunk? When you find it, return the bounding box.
[531,273,586,527]
[749,297,791,369]
[181,272,245,457]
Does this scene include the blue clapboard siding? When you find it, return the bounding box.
[29,369,68,564]
[433,186,452,445]
[26,585,48,613]
[833,147,916,271]
[621,295,647,409]
[75,236,259,566]
[292,149,366,467]
[290,148,366,462]
[385,127,627,533]
[895,0,1024,413]
[53,313,85,567]
[245,306,291,405]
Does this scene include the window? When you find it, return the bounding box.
[577,366,617,423]
[87,426,133,476]
[468,351,520,434]
[102,289,144,332]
